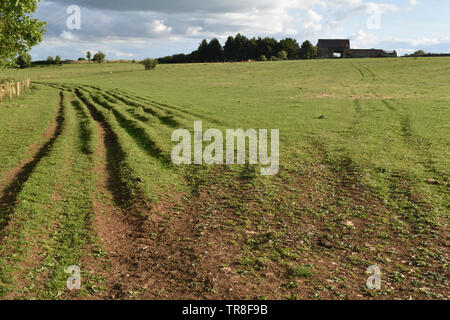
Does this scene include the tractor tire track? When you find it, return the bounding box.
[74,88,133,206]
[76,87,204,299]
[75,88,158,299]
[89,120,140,299]
[359,63,376,80]
[350,62,366,81]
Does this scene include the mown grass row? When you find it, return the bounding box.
[71,98,97,156]
[39,92,98,299]
[0,91,98,298]
[103,90,180,127]
[109,87,224,127]
[90,92,173,165]
[75,87,182,203]
[0,85,59,182]
[91,87,278,192]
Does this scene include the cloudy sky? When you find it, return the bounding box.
[30,0,450,60]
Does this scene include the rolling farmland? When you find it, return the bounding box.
[0,57,448,299]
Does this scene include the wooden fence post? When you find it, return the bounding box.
[0,78,31,103]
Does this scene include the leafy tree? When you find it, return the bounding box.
[86,51,92,63]
[206,38,223,62]
[197,39,208,62]
[0,0,46,67]
[142,58,158,70]
[257,37,278,60]
[279,38,300,59]
[413,50,426,56]
[93,51,106,63]
[46,56,54,64]
[223,36,235,61]
[55,55,62,65]
[157,33,318,64]
[298,40,317,59]
[17,53,32,69]
[246,38,259,60]
[233,33,249,61]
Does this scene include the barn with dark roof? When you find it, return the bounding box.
[317,39,397,58]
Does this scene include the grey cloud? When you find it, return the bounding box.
[49,0,275,14]
[37,0,301,41]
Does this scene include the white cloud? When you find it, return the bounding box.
[186,26,203,36]
[60,30,76,40]
[366,2,399,14]
[348,29,379,48]
[148,20,172,34]
[303,9,323,33]
[285,28,299,35]
[32,0,449,60]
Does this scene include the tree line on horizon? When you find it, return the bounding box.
[158,34,318,64]
[24,51,107,68]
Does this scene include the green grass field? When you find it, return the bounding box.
[0,57,448,299]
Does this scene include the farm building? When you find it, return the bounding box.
[346,49,397,58]
[317,39,350,58]
[317,39,397,58]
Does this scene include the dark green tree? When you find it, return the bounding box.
[206,38,223,62]
[17,53,32,68]
[233,34,249,61]
[197,39,208,62]
[46,56,54,64]
[93,51,106,63]
[298,40,317,59]
[246,38,259,60]
[413,50,426,56]
[223,36,235,61]
[0,0,46,67]
[257,37,278,60]
[279,38,300,59]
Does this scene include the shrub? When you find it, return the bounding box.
[270,56,279,61]
[277,50,288,60]
[259,55,267,61]
[142,58,158,70]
